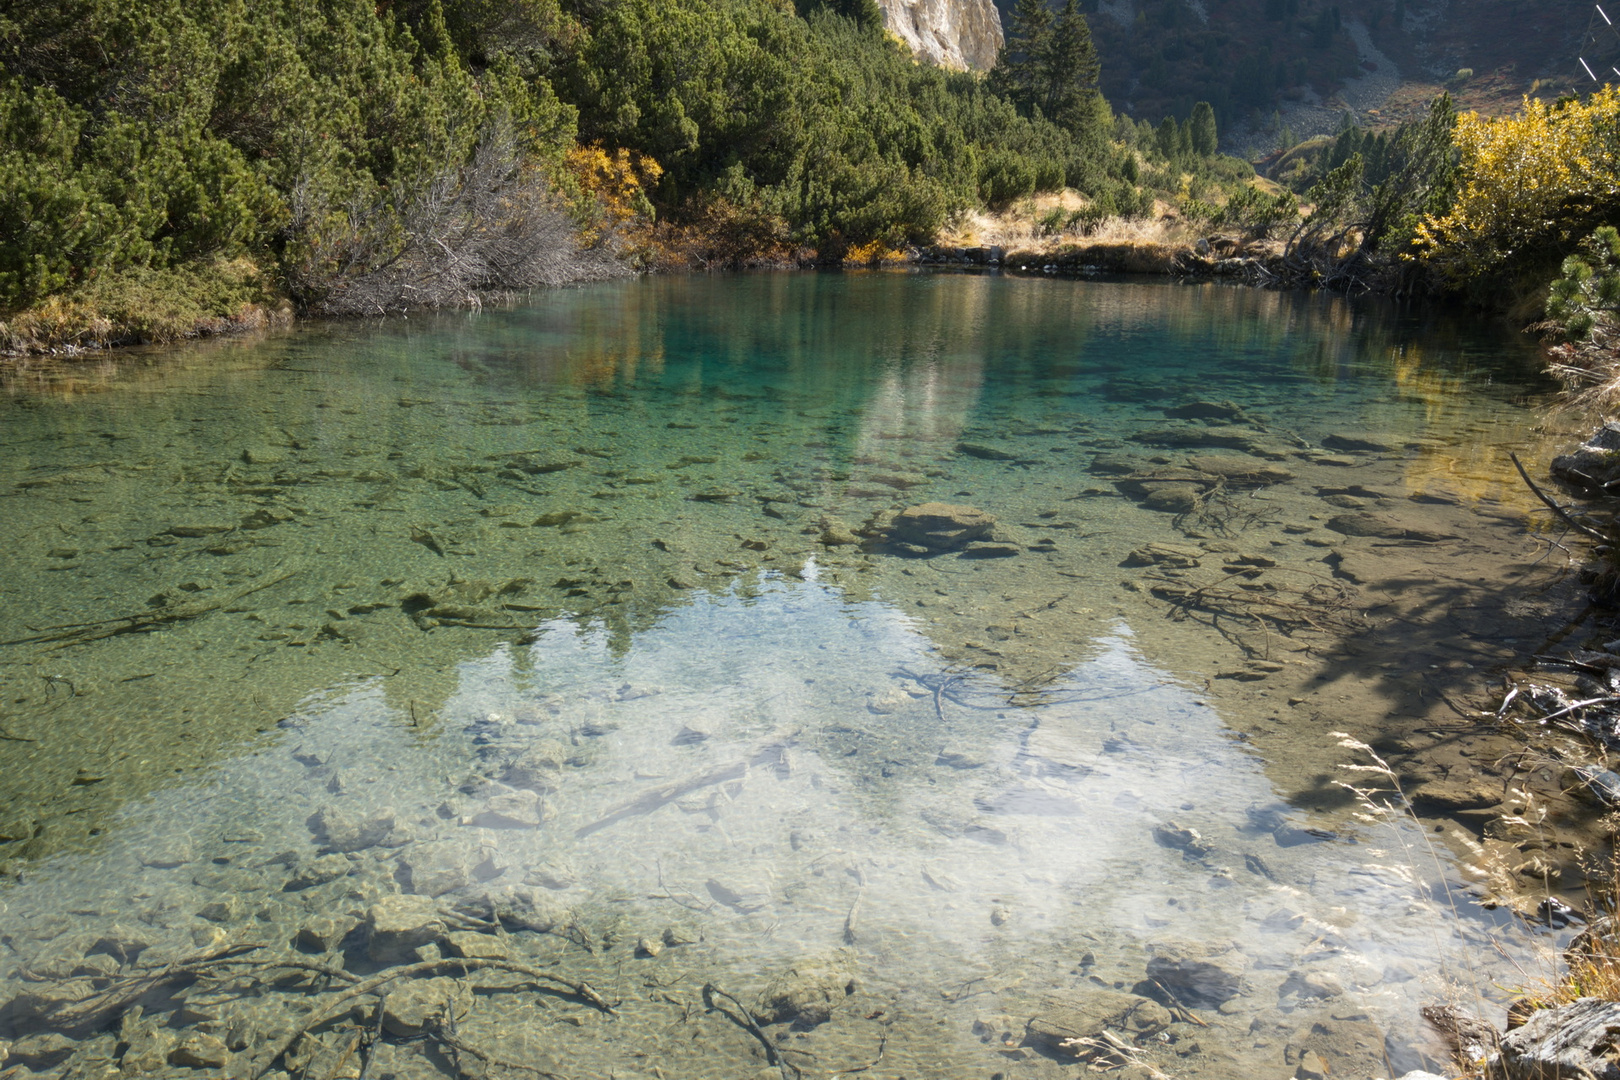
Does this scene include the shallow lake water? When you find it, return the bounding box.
[0,273,1577,1079]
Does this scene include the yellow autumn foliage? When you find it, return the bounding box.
[1414,87,1620,279]
[565,144,663,243]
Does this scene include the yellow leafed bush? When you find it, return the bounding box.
[1414,88,1620,281]
[566,144,662,243]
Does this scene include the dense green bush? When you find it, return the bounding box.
[0,0,579,313]
[1547,226,1620,341]
[2,0,1155,316]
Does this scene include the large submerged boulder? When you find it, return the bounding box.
[753,951,858,1027]
[890,503,996,551]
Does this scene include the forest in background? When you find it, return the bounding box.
[3,0,1619,357]
[0,0,1289,349]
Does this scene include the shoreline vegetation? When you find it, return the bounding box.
[3,0,1614,361]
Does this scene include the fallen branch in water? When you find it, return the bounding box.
[3,572,297,649]
[32,943,267,1034]
[702,983,797,1080]
[252,957,614,1078]
[1510,451,1610,543]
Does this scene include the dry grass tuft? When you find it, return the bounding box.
[937,189,1194,251]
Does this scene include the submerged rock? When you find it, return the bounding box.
[955,441,1017,461]
[1165,400,1249,422]
[382,977,473,1037]
[397,839,479,897]
[1025,990,1152,1052]
[443,930,508,960]
[819,518,861,546]
[1144,940,1246,1006]
[168,1032,229,1069]
[1187,455,1293,484]
[311,804,396,852]
[366,895,447,962]
[890,503,996,551]
[467,884,569,933]
[1121,543,1202,568]
[1324,514,1458,542]
[1152,821,1213,857]
[1140,482,1201,513]
[286,853,351,890]
[296,913,361,953]
[503,741,567,792]
[753,951,858,1027]
[1321,432,1401,453]
[120,1027,178,1074]
[7,1033,78,1069]
[467,789,544,829]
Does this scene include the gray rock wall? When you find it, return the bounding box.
[875,0,1003,71]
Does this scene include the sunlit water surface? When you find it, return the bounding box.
[0,274,1569,1079]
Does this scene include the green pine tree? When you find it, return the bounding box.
[989,0,1054,113]
[1037,0,1101,132]
[1188,101,1217,156]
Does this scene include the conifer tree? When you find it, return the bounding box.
[1188,101,1218,156]
[990,0,1054,113]
[1038,0,1100,132]
[990,0,1100,138]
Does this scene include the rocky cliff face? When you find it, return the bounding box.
[876,0,1003,72]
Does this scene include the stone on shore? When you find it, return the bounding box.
[1494,997,1620,1080]
[1552,422,1620,491]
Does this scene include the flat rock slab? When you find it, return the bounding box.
[1144,939,1246,1006]
[1325,514,1459,543]
[890,503,996,551]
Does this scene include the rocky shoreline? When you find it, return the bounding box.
[916,238,1286,283]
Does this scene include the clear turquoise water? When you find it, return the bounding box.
[0,273,1566,1079]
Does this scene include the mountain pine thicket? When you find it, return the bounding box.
[3,0,1612,352]
[3,0,1224,343]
